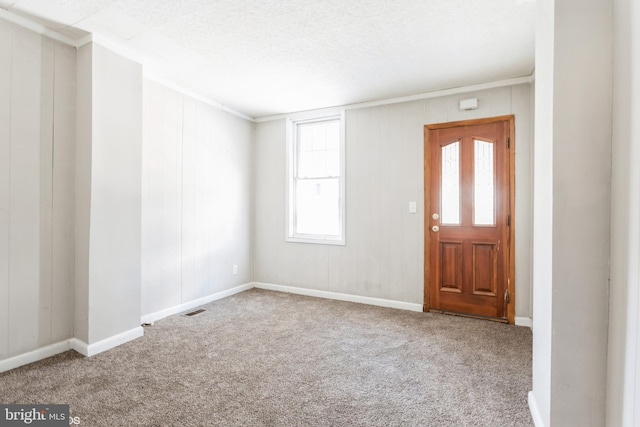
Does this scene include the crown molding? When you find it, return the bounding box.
[143,73,255,122]
[256,75,534,122]
[0,6,534,126]
[0,7,77,46]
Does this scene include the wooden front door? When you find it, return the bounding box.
[425,117,514,323]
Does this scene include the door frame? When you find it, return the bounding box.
[423,115,516,324]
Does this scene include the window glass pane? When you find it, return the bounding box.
[287,113,344,244]
[441,141,460,225]
[325,149,339,176]
[295,178,340,236]
[474,139,495,225]
[297,120,340,178]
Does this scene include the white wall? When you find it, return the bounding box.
[75,42,91,344]
[531,1,613,425]
[90,43,142,343]
[254,84,533,318]
[607,0,640,425]
[551,0,612,423]
[530,0,554,423]
[0,20,76,360]
[0,18,254,366]
[141,80,253,318]
[75,42,143,345]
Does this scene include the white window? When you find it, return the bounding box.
[286,112,345,245]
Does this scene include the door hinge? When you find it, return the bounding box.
[504,289,510,304]
[507,136,510,149]
[506,215,510,226]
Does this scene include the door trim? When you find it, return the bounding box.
[423,115,515,324]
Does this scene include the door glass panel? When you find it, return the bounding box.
[441,141,460,225]
[474,139,495,225]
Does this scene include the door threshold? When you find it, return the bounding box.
[429,309,509,324]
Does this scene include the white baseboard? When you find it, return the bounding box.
[70,326,144,357]
[528,391,545,427]
[0,340,72,373]
[253,282,424,312]
[141,282,254,324]
[1,283,253,373]
[516,317,532,329]
[69,338,88,356]
[1,326,145,372]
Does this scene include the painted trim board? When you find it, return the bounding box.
[141,283,254,324]
[0,327,144,372]
[0,341,71,373]
[1,282,528,373]
[0,7,535,125]
[143,74,254,122]
[253,282,424,312]
[528,391,545,427]
[257,282,531,325]
[70,327,144,357]
[255,76,534,122]
[515,317,533,329]
[0,283,251,372]
[0,8,77,46]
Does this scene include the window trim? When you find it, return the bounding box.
[286,111,346,245]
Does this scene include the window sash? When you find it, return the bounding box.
[287,112,345,245]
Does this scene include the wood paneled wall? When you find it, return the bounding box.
[0,21,75,359]
[141,80,253,317]
[254,85,533,318]
[77,43,143,344]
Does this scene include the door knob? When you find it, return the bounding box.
[432,225,439,232]
[432,213,439,220]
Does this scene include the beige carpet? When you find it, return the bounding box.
[0,289,533,426]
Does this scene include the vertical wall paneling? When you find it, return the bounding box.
[88,43,142,343]
[400,102,423,303]
[202,102,215,295]
[253,120,286,285]
[183,98,208,300]
[351,107,371,297]
[425,97,447,127]
[141,81,253,318]
[357,107,374,296]
[222,107,251,290]
[74,43,91,344]
[141,82,150,315]
[196,101,214,296]
[141,80,165,315]
[180,93,197,304]
[367,107,382,296]
[189,99,207,298]
[0,20,11,359]
[378,106,395,300]
[0,21,76,363]
[51,41,76,342]
[197,101,209,295]
[511,83,533,318]
[254,85,532,315]
[531,1,612,423]
[9,25,41,355]
[343,110,361,293]
[607,0,640,424]
[160,88,183,309]
[38,36,54,347]
[379,105,402,298]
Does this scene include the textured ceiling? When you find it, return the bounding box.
[1,0,535,118]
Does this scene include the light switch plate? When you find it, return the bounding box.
[409,201,417,214]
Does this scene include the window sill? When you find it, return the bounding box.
[286,236,345,246]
